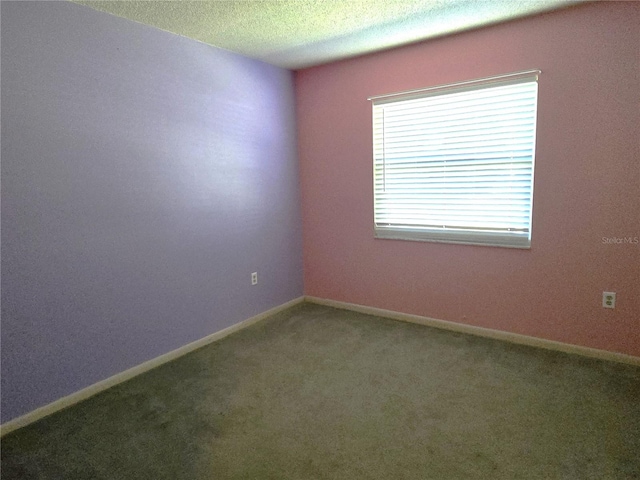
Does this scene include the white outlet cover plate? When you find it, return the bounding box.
[602,292,616,309]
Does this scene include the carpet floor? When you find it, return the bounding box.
[2,302,639,479]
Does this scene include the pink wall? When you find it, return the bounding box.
[296,2,640,357]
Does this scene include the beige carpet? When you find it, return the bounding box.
[2,302,639,479]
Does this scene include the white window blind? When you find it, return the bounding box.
[371,70,539,248]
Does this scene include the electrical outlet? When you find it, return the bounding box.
[251,272,258,286]
[602,291,616,309]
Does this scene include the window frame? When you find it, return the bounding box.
[369,70,540,249]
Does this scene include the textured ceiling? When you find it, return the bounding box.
[74,0,583,69]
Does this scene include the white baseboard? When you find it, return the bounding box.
[0,296,304,437]
[305,296,640,367]
[4,294,636,437]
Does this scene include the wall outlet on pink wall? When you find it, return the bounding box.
[602,292,616,309]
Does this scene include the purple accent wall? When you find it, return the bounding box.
[1,1,303,423]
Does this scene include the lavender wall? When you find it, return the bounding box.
[1,1,302,423]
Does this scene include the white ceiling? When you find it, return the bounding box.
[75,0,584,70]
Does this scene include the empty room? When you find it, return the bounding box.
[1,0,639,478]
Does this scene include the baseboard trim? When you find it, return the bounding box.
[305,296,640,367]
[0,296,304,437]
[4,294,636,436]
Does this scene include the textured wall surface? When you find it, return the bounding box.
[297,2,640,356]
[1,1,302,423]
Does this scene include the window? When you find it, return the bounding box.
[370,70,539,248]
